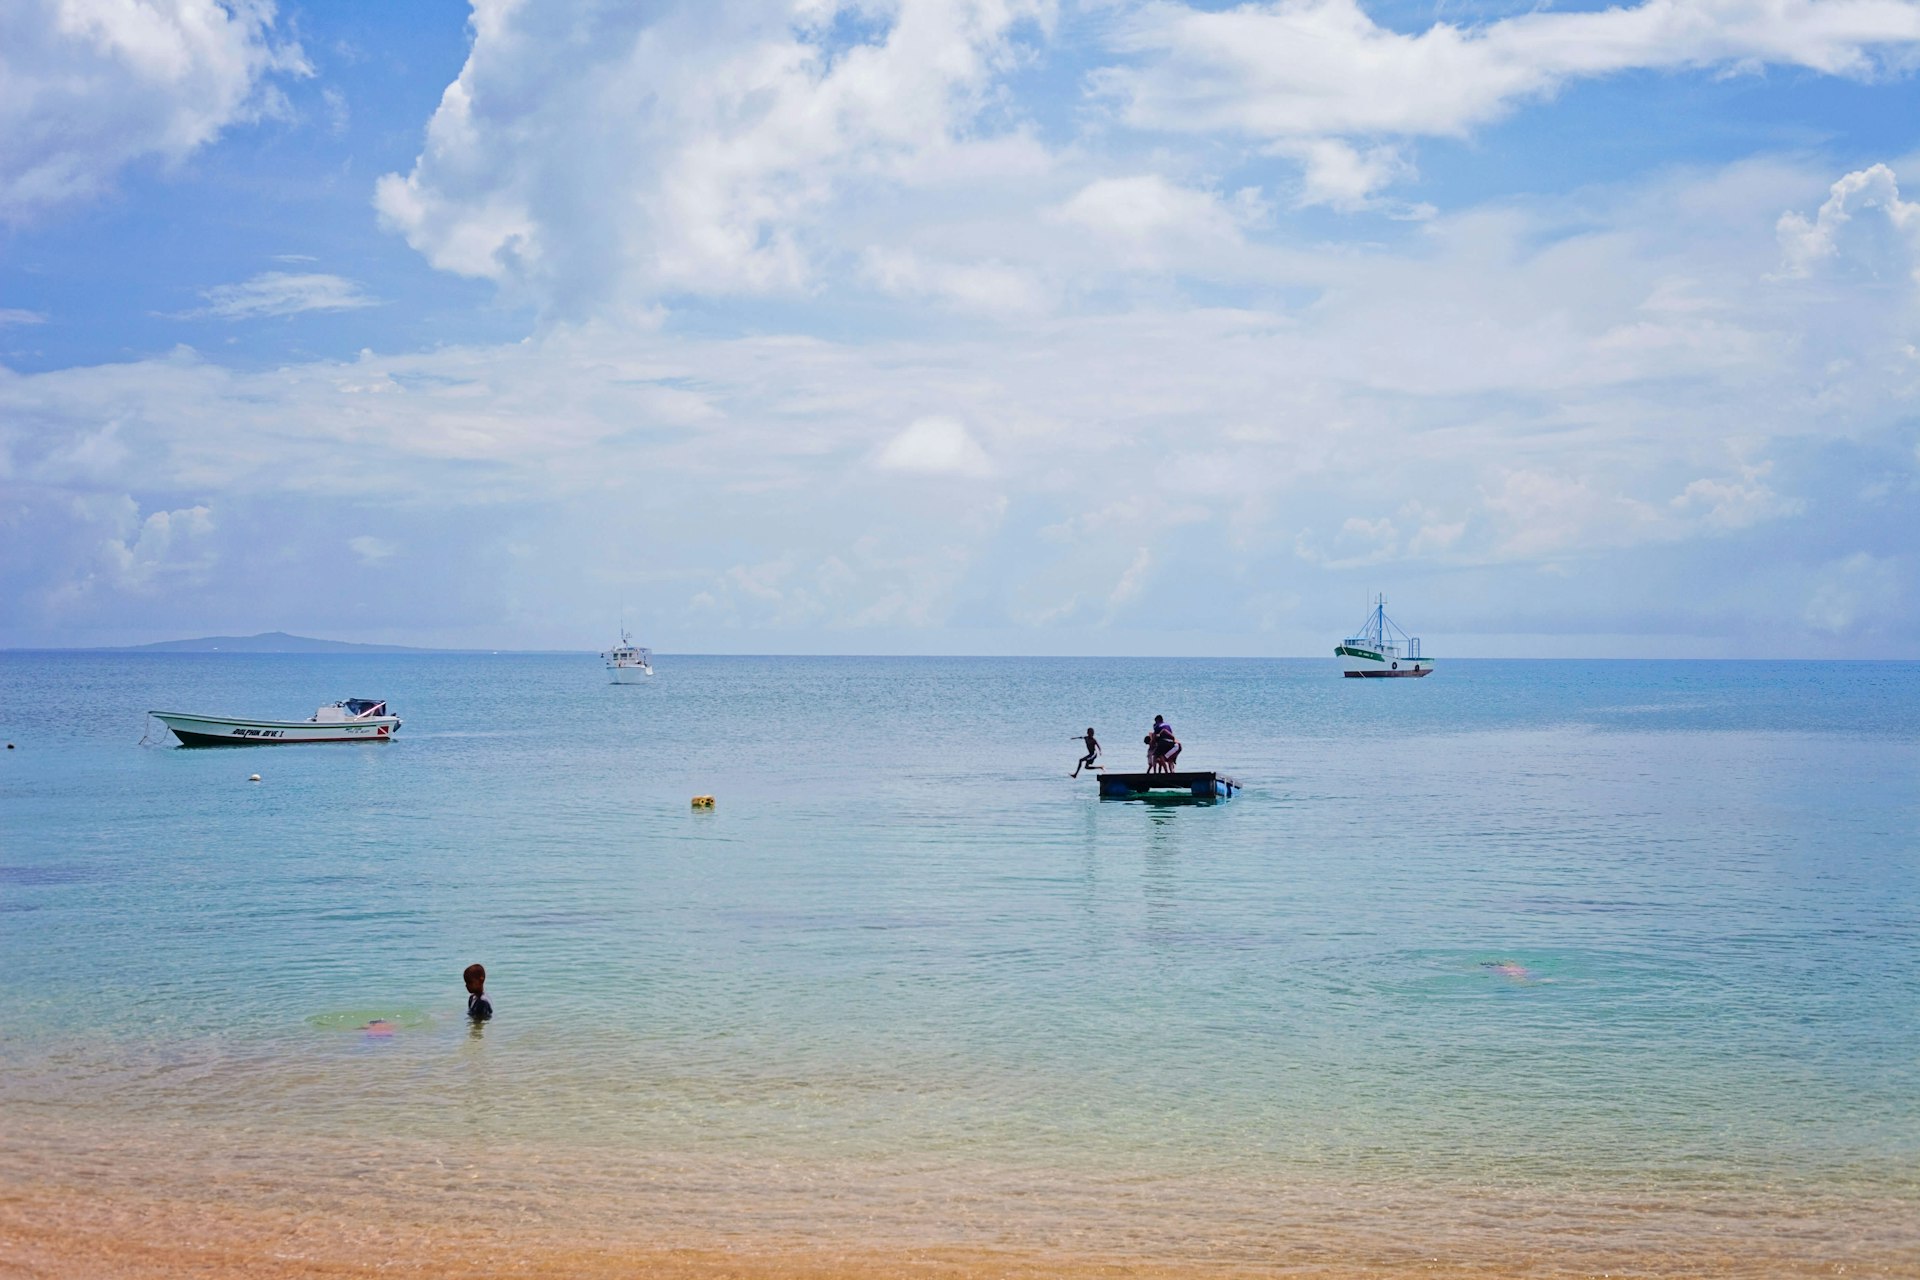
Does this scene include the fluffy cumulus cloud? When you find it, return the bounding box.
[8,1,1920,654]
[876,416,994,476]
[367,0,1920,310]
[375,0,1053,316]
[1052,175,1264,265]
[1776,162,1920,280]
[9,150,1920,652]
[0,0,308,221]
[1099,0,1920,203]
[37,495,218,616]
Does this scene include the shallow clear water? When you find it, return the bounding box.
[2,654,1917,1264]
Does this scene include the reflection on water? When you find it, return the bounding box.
[0,654,1916,1271]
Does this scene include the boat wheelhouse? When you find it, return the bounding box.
[1336,596,1434,677]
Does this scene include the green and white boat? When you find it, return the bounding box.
[1336,596,1434,678]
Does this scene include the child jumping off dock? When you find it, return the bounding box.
[1072,728,1101,777]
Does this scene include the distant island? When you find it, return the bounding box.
[110,632,438,654]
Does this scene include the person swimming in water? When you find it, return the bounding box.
[1482,960,1544,983]
[464,963,493,1021]
[1072,727,1101,777]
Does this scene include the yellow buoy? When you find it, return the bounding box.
[691,795,714,808]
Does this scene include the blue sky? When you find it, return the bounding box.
[4,0,1919,655]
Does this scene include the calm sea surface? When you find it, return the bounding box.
[2,654,1917,1268]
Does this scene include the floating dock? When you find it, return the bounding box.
[1099,771,1239,800]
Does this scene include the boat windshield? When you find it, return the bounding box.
[343,699,387,717]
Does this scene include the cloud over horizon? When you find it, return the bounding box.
[2,1,1918,655]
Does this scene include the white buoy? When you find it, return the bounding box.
[249,774,262,783]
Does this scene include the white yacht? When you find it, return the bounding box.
[1336,596,1434,677]
[603,630,654,683]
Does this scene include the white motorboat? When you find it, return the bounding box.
[603,629,653,683]
[149,699,401,746]
[1336,596,1435,677]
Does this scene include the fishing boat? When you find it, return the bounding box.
[149,699,401,746]
[603,629,653,683]
[1336,596,1434,677]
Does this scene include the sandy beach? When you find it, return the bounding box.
[4,1113,1914,1280]
[8,1182,1916,1279]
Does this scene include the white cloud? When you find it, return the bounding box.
[0,0,308,221]
[349,535,396,564]
[1407,519,1466,555]
[1283,139,1421,212]
[46,496,216,607]
[1776,162,1920,280]
[375,0,1052,316]
[1107,546,1153,609]
[1480,456,1805,561]
[1482,469,1663,559]
[875,416,993,477]
[6,153,1919,649]
[864,247,1048,313]
[183,272,377,320]
[1052,174,1259,266]
[105,501,213,589]
[689,539,978,631]
[321,85,349,136]
[1803,551,1903,633]
[0,308,48,326]
[1670,461,1804,530]
[1100,0,1920,203]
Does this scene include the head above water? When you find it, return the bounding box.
[463,963,486,995]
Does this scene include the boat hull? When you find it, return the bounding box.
[607,665,653,683]
[151,712,401,746]
[1335,645,1433,678]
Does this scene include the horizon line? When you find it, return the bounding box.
[4,648,1917,663]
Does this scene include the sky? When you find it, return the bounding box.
[3,0,1919,656]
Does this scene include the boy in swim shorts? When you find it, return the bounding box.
[1072,727,1101,777]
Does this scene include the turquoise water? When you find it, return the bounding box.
[2,655,1917,1255]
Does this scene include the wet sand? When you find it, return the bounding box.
[6,1183,1916,1280]
[4,1116,1914,1279]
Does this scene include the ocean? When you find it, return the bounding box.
[1,653,1916,1276]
